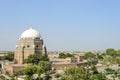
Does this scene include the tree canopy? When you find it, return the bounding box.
[25,53,49,65]
[61,67,107,80]
[25,54,40,65]
[106,48,117,57]
[84,52,98,65]
[38,61,51,73]
[19,53,51,80]
[4,52,14,61]
[22,66,37,80]
[40,54,49,61]
[58,53,74,58]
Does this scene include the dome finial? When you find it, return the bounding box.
[30,25,32,29]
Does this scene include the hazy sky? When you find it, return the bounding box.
[0,0,120,51]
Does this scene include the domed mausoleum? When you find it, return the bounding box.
[14,27,47,64]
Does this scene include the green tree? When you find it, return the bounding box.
[43,73,51,80]
[58,53,66,58]
[96,53,103,60]
[4,52,14,61]
[13,71,22,80]
[61,67,107,80]
[54,73,61,80]
[105,67,115,75]
[84,52,95,59]
[90,65,99,74]
[58,53,74,58]
[66,53,74,57]
[89,73,106,80]
[22,66,37,80]
[106,48,117,57]
[38,61,51,73]
[63,67,86,80]
[40,54,49,61]
[25,54,40,65]
[84,52,98,65]
[117,50,120,57]
[36,66,43,79]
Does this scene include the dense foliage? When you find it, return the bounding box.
[99,48,120,65]
[19,61,51,80]
[84,48,120,65]
[58,53,74,58]
[25,54,49,65]
[61,66,107,80]
[25,54,39,65]
[84,52,98,65]
[0,52,14,61]
[40,53,49,61]
[13,48,120,80]
[38,61,51,73]
[18,53,51,80]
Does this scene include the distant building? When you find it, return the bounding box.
[3,27,47,75]
[14,27,46,64]
[50,54,88,70]
[3,27,87,76]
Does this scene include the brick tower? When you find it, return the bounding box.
[14,27,47,64]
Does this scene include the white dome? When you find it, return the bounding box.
[21,28,40,38]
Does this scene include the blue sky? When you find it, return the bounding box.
[0,0,120,51]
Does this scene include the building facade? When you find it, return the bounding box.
[50,54,88,70]
[14,27,47,64]
[3,27,88,76]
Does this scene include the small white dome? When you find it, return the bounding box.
[21,28,40,38]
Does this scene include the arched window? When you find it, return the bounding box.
[27,45,30,48]
[36,45,39,48]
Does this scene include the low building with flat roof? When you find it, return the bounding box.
[50,54,88,70]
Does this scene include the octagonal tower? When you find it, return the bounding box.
[14,27,47,64]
